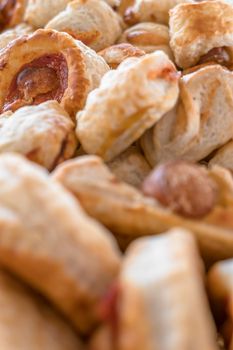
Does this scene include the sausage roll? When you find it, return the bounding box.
[170,1,233,69]
[0,101,77,170]
[77,51,179,161]
[46,0,122,52]
[0,153,121,334]
[0,269,84,350]
[0,0,27,31]
[0,29,109,117]
[0,23,33,51]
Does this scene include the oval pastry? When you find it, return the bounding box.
[0,29,109,117]
[0,0,26,31]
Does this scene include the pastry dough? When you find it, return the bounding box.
[117,0,135,15]
[209,141,233,171]
[53,155,233,263]
[0,101,77,170]
[0,153,121,334]
[98,43,145,69]
[170,0,233,69]
[0,24,33,51]
[0,0,27,31]
[46,0,122,52]
[77,51,179,161]
[0,269,84,350]
[0,29,109,117]
[141,65,233,167]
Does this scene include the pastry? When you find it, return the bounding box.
[209,141,233,172]
[46,0,122,52]
[0,29,109,117]
[0,269,84,350]
[77,51,179,161]
[170,0,233,69]
[117,0,135,15]
[0,23,33,51]
[0,101,77,170]
[0,0,27,31]
[0,153,121,334]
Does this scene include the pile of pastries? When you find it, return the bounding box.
[1,0,233,349]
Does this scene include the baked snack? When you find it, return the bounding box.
[0,29,109,117]
[117,0,135,15]
[0,153,121,334]
[209,141,233,172]
[77,51,179,161]
[0,101,77,170]
[46,0,122,52]
[170,0,233,69]
[0,269,84,350]
[0,23,33,51]
[0,0,27,31]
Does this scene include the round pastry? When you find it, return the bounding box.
[0,29,109,117]
[77,51,179,161]
[98,43,145,69]
[0,101,78,171]
[0,0,27,31]
[0,23,33,51]
[170,0,233,69]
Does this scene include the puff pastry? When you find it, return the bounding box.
[209,141,233,171]
[170,0,233,69]
[77,51,179,161]
[0,23,33,51]
[0,0,26,31]
[0,101,77,170]
[0,269,84,350]
[0,153,121,334]
[0,29,109,117]
[117,0,135,15]
[141,64,233,167]
[46,0,122,52]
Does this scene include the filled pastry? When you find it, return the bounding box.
[46,0,122,52]
[0,23,33,50]
[77,51,179,161]
[0,29,109,117]
[0,269,83,350]
[0,153,121,334]
[0,101,77,170]
[170,0,233,69]
[0,0,27,31]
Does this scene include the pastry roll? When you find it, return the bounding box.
[98,43,145,69]
[0,101,77,170]
[0,153,121,334]
[77,51,179,161]
[170,1,233,69]
[0,23,33,51]
[0,269,84,350]
[0,0,27,31]
[0,29,109,117]
[46,0,122,52]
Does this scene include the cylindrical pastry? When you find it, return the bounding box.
[170,0,233,69]
[0,0,27,31]
[0,29,109,117]
[77,51,179,161]
[0,153,121,334]
[46,0,122,52]
[0,101,78,170]
[0,23,33,51]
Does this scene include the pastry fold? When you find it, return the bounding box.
[0,0,26,31]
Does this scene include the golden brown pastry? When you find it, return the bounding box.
[117,0,135,15]
[0,101,77,170]
[209,141,233,171]
[0,269,84,350]
[0,0,27,31]
[0,153,121,334]
[170,0,233,69]
[46,0,122,52]
[77,51,179,161]
[0,29,109,117]
[0,23,33,51]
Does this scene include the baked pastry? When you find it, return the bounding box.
[0,269,84,350]
[170,0,233,69]
[117,0,135,15]
[0,0,27,31]
[46,0,122,52]
[0,29,109,117]
[77,51,179,161]
[141,64,233,167]
[118,22,173,58]
[0,153,121,334]
[0,23,33,51]
[0,101,77,170]
[209,141,233,172]
[53,156,233,263]
[98,43,145,69]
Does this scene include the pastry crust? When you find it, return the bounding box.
[209,141,233,171]
[0,24,33,51]
[46,0,122,52]
[0,29,109,117]
[0,101,78,170]
[0,0,27,31]
[77,51,179,161]
[117,0,135,15]
[0,153,121,334]
[170,0,233,68]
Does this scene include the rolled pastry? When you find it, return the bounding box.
[0,269,84,350]
[0,0,27,31]
[46,0,122,52]
[0,23,33,51]
[0,29,109,117]
[170,0,233,69]
[0,101,77,170]
[77,51,179,161]
[0,153,121,334]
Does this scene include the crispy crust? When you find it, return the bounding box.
[2,0,27,29]
[0,24,34,51]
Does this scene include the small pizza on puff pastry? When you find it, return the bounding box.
[77,51,179,161]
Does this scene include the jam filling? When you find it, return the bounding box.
[3,53,68,112]
[0,0,16,30]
